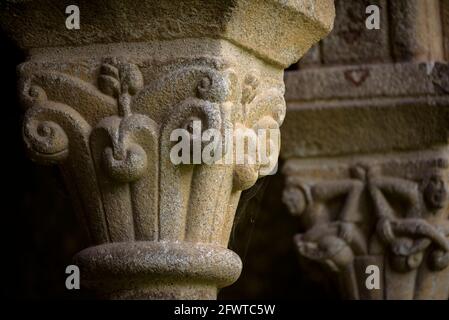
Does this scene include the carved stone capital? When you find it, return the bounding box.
[283,150,449,299]
[3,0,335,299]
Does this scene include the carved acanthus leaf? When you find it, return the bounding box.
[20,57,286,247]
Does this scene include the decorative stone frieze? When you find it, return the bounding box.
[1,0,335,299]
[283,149,449,299]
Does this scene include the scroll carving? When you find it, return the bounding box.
[20,57,286,247]
[4,0,336,299]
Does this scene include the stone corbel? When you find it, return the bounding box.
[1,0,335,299]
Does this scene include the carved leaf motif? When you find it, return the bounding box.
[20,58,286,251]
[20,70,116,124]
[24,118,68,158]
[230,71,286,191]
[98,60,143,98]
[101,63,120,78]
[120,63,144,95]
[103,143,148,183]
[90,113,159,242]
[132,66,235,125]
[98,74,120,98]
[241,72,259,105]
[23,99,91,163]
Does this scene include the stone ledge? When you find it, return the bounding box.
[281,62,449,159]
[285,62,449,101]
[281,95,449,159]
[0,0,335,67]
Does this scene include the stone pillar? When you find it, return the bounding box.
[0,0,334,299]
[282,0,449,299]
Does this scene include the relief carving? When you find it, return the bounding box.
[1,0,336,300]
[19,53,286,298]
[283,154,449,299]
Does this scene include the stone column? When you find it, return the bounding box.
[282,0,449,299]
[0,0,334,299]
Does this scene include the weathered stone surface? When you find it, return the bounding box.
[321,0,390,65]
[282,62,449,158]
[295,0,448,68]
[390,0,445,62]
[2,0,335,299]
[282,0,449,300]
[443,0,449,61]
[74,241,242,299]
[0,0,335,68]
[283,149,449,299]
[18,39,283,299]
[297,44,321,68]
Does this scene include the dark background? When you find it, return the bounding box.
[0,31,336,300]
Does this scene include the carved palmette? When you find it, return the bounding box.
[20,58,286,247]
